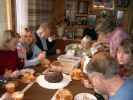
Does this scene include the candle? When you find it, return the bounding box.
[5,82,15,93]
[12,91,24,100]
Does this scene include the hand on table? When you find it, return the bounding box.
[56,49,61,54]
[4,69,13,79]
[40,59,51,68]
[38,52,46,61]
[4,69,22,79]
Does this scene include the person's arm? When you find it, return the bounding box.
[33,45,44,57]
[24,45,45,67]
[24,58,40,67]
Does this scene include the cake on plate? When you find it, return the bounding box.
[44,68,63,83]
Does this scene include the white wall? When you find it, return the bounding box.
[16,0,28,34]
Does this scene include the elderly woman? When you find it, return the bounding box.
[19,28,46,67]
[0,30,24,77]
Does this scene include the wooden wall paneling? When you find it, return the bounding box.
[53,0,65,24]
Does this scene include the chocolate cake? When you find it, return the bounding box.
[44,68,63,83]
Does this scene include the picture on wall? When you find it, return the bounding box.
[93,0,114,10]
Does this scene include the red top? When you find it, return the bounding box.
[0,49,24,75]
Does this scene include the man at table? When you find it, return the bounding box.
[84,52,133,100]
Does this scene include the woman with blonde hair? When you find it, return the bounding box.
[0,30,24,77]
[19,28,46,67]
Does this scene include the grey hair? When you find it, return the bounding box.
[86,52,118,78]
[0,30,19,49]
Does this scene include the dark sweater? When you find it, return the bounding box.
[34,33,56,56]
[34,32,45,51]
[46,39,56,56]
[0,49,24,75]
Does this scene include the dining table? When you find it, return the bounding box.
[0,54,94,100]
[23,54,94,100]
[23,79,94,100]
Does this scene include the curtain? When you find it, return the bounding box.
[16,0,28,34]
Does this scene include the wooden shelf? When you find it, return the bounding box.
[76,14,88,17]
[75,24,90,28]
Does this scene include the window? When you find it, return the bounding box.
[15,0,28,34]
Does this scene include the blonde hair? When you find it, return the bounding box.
[0,30,19,49]
[56,89,73,100]
[36,23,51,34]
